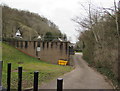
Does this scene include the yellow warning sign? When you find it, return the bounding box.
[58,60,68,66]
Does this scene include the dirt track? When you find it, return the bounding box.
[39,53,113,89]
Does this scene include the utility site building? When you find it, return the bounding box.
[7,41,70,64]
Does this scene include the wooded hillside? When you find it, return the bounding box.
[2,5,62,40]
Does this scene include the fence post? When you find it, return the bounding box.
[57,78,63,91]
[18,67,22,91]
[7,63,11,91]
[0,61,3,90]
[33,71,39,91]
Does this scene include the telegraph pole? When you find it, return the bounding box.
[118,0,120,87]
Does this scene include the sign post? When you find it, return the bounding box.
[37,47,41,52]
[37,47,41,60]
[0,61,3,90]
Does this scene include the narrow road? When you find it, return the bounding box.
[39,53,113,89]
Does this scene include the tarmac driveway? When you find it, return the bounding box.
[39,53,113,89]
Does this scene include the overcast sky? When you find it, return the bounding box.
[0,0,119,43]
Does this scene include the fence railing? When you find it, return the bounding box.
[0,61,63,91]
